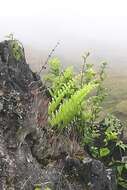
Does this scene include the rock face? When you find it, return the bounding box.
[0,40,47,190]
[0,40,117,190]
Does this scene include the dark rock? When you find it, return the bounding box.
[0,40,47,190]
[64,156,117,190]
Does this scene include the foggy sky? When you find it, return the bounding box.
[0,0,127,73]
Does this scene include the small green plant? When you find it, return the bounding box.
[34,184,41,190]
[81,62,107,125]
[87,114,127,189]
[104,116,127,189]
[45,58,75,96]
[99,147,110,157]
[5,33,24,61]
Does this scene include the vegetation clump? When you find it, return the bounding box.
[44,54,127,189]
[44,54,107,140]
[6,33,24,61]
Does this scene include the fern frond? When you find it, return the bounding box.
[48,79,76,114]
[49,82,98,128]
[52,66,74,95]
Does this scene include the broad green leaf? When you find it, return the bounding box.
[100,147,110,157]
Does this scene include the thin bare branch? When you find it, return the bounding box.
[38,41,60,75]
